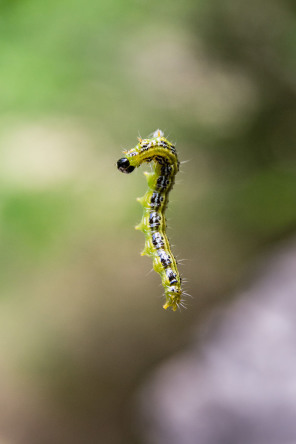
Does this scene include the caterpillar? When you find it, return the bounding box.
[117,129,184,311]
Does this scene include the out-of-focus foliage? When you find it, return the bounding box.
[0,0,295,443]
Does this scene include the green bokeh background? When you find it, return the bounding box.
[0,0,295,443]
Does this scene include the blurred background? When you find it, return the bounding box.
[0,0,296,443]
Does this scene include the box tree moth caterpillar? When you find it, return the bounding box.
[117,129,185,311]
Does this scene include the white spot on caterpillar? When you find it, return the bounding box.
[153,129,164,138]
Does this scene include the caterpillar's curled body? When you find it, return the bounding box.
[117,129,185,311]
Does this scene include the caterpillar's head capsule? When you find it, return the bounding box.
[117,158,135,174]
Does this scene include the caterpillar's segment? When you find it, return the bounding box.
[117,129,183,311]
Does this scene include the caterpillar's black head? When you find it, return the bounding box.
[117,157,135,174]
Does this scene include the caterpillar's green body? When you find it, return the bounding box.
[117,130,183,311]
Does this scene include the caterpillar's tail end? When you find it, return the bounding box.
[163,301,177,311]
[163,289,184,312]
